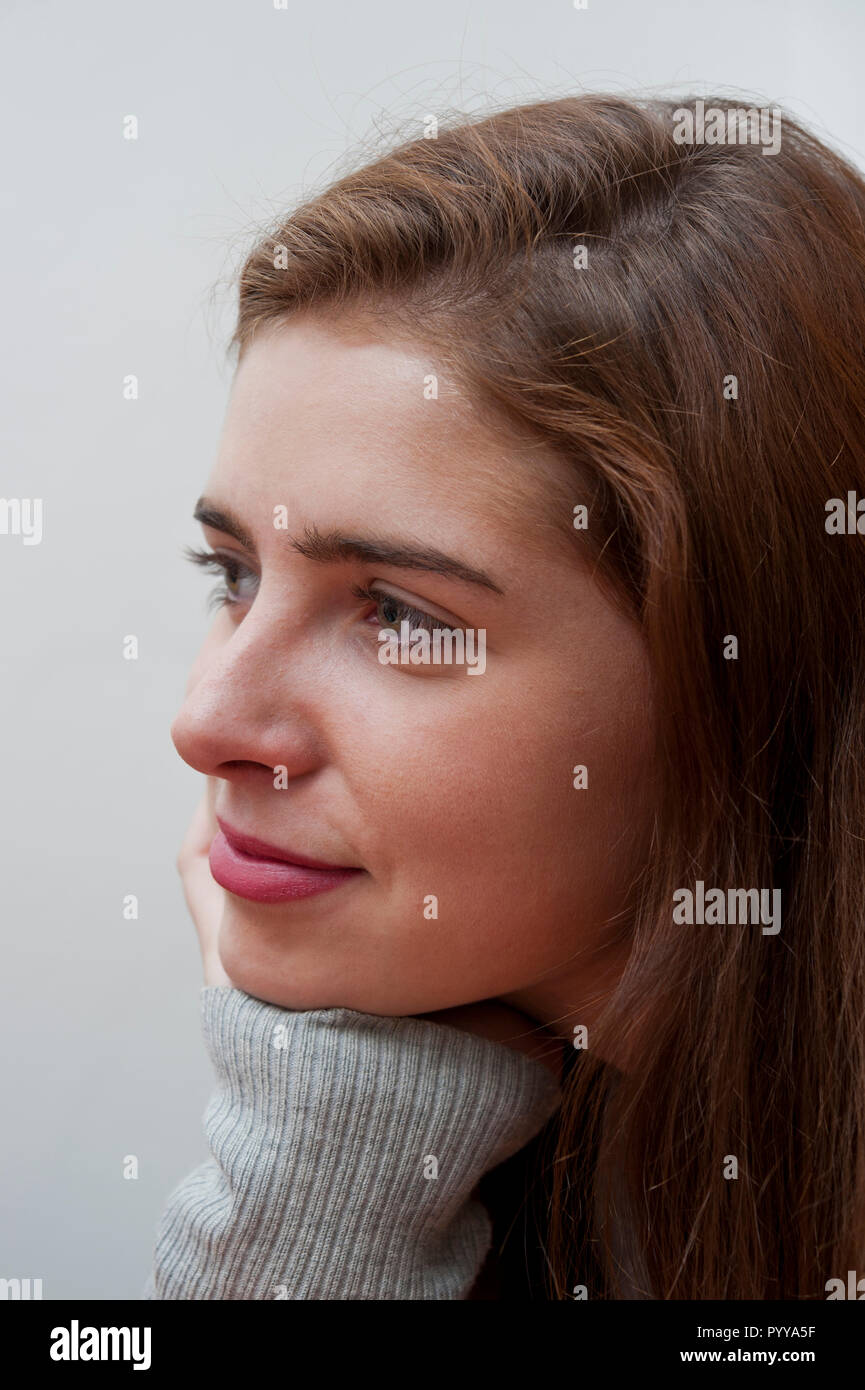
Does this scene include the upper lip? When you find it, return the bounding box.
[216,816,361,872]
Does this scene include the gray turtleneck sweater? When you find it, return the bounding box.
[142,986,562,1300]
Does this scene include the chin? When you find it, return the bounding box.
[215,922,370,1013]
[216,908,490,1017]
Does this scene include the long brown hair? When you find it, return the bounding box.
[230,93,865,1298]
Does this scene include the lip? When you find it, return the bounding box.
[210,818,364,904]
[215,817,358,871]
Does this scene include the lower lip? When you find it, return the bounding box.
[209,830,363,904]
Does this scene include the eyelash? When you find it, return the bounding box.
[183,546,461,636]
[184,546,256,614]
[348,583,459,636]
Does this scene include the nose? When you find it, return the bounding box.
[170,604,321,784]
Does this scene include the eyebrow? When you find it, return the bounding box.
[193,498,506,595]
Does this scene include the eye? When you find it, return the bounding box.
[184,546,258,611]
[349,582,464,638]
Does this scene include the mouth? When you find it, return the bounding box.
[209,818,365,904]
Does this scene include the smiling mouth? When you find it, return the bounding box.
[209,829,365,904]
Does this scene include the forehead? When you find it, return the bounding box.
[215,315,579,561]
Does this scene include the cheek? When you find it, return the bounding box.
[356,668,651,960]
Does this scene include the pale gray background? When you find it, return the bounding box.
[1,0,862,1299]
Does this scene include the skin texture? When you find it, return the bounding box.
[171,316,656,1074]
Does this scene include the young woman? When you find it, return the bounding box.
[144,92,865,1300]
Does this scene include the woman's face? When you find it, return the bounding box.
[171,315,656,1035]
